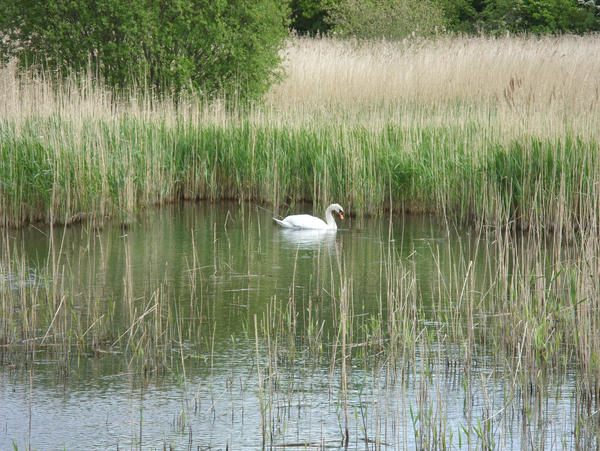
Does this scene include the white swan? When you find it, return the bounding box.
[273,204,344,230]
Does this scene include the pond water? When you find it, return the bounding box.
[0,202,588,450]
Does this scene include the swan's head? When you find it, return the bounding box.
[328,203,344,220]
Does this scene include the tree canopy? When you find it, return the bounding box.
[0,0,290,99]
[290,0,600,36]
[1,0,598,100]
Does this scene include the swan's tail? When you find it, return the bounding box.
[273,218,292,228]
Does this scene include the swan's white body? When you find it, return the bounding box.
[274,204,344,230]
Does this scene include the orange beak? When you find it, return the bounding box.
[339,212,344,220]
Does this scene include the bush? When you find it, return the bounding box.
[327,0,446,40]
[0,0,290,99]
[291,0,335,35]
[481,0,600,34]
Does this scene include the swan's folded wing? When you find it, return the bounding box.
[278,214,328,229]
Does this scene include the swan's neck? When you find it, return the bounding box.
[324,207,338,229]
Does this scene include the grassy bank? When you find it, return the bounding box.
[1,35,600,230]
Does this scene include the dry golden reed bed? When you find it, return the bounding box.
[275,34,600,109]
[3,34,600,128]
[270,34,600,136]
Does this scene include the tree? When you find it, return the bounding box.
[438,0,484,33]
[0,0,290,99]
[481,0,600,34]
[290,0,335,35]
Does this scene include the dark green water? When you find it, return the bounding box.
[0,202,584,449]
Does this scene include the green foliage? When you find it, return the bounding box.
[481,0,600,34]
[289,0,600,37]
[290,0,600,37]
[0,0,289,99]
[291,0,336,35]
[327,0,446,40]
[438,0,484,33]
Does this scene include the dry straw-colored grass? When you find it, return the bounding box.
[268,34,600,136]
[273,34,600,109]
[3,34,600,131]
[0,61,230,126]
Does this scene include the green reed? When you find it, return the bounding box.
[2,114,598,237]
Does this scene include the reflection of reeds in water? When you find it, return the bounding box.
[2,209,600,448]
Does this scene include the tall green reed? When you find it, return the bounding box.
[3,114,598,236]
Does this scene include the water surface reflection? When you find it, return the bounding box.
[276,228,339,251]
[0,202,587,450]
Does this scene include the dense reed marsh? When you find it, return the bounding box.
[2,34,600,449]
[2,35,600,232]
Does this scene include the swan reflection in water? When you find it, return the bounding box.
[276,228,341,251]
